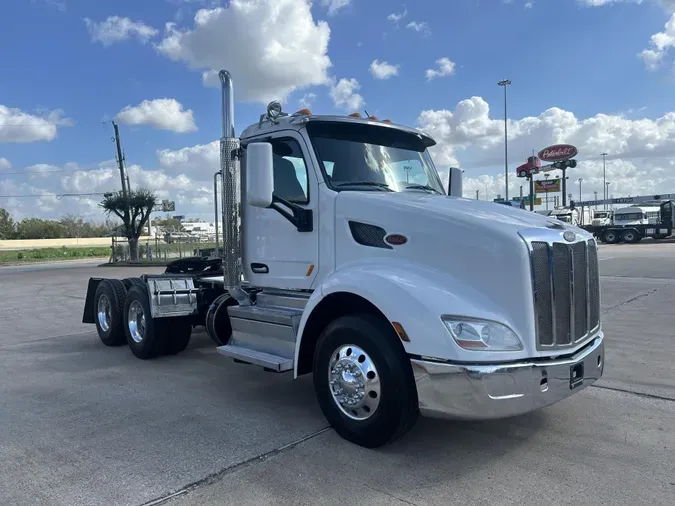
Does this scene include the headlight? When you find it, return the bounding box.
[441,316,523,351]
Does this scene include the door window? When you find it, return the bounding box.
[270,138,309,204]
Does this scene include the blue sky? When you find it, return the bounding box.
[2,0,675,218]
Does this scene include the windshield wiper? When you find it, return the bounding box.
[334,181,392,190]
[403,184,441,194]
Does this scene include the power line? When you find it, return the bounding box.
[0,192,106,199]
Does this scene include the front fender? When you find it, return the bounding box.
[294,258,531,377]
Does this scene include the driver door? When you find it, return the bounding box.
[242,132,319,291]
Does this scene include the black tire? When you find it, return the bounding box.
[312,313,419,448]
[205,294,237,346]
[603,230,620,244]
[518,170,527,178]
[123,284,164,360]
[93,279,128,346]
[163,318,193,355]
[122,277,146,291]
[622,230,639,243]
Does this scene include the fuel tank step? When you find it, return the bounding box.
[216,344,293,372]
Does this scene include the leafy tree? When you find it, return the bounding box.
[0,208,15,239]
[100,189,156,261]
[15,218,65,239]
[153,216,184,232]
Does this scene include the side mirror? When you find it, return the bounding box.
[246,142,274,208]
[447,167,463,197]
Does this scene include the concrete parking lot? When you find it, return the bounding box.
[0,244,673,506]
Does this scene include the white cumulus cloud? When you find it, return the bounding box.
[406,20,431,36]
[387,9,407,23]
[329,78,365,111]
[321,0,351,16]
[369,60,400,79]
[0,158,11,170]
[640,12,675,70]
[155,0,332,103]
[0,105,73,143]
[418,97,675,201]
[299,93,316,109]
[115,98,197,133]
[157,140,220,180]
[425,57,456,80]
[84,16,159,46]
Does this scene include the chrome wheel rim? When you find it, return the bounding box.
[328,344,381,421]
[97,294,111,332]
[127,300,146,344]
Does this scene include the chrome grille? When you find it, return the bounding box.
[530,238,600,349]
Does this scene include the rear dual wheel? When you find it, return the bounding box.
[94,279,128,347]
[124,284,192,359]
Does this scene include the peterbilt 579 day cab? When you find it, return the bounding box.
[82,70,605,448]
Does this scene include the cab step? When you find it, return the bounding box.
[216,344,293,372]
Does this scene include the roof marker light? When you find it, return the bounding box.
[382,119,392,124]
[348,112,362,118]
[295,109,312,115]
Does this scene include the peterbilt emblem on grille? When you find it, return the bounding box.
[563,230,576,242]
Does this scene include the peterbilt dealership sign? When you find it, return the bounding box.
[538,144,578,162]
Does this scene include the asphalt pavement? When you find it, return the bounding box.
[0,247,673,506]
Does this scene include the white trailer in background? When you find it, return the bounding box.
[81,70,604,448]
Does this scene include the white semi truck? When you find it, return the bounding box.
[82,70,605,448]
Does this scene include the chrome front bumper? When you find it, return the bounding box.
[410,334,604,420]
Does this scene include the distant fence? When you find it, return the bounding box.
[110,236,217,263]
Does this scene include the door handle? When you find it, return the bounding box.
[251,263,269,274]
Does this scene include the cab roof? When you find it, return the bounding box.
[240,112,437,147]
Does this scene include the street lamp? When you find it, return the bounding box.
[498,79,511,201]
[606,182,611,208]
[577,177,583,203]
[601,152,608,208]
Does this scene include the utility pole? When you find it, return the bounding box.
[601,153,608,209]
[498,79,511,201]
[112,121,130,232]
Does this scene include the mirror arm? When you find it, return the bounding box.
[269,194,313,232]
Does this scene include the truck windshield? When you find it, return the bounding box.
[306,121,445,194]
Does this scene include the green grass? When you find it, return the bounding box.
[0,246,111,264]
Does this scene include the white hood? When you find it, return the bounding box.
[333,191,588,354]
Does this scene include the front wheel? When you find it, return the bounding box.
[312,313,419,448]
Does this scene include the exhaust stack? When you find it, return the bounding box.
[218,70,248,304]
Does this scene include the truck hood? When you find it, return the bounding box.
[335,190,569,234]
[333,191,590,358]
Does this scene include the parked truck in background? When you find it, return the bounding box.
[582,200,675,243]
[82,69,605,448]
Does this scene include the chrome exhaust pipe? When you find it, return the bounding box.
[218,70,248,304]
[213,170,221,256]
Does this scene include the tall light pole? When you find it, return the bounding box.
[498,79,511,201]
[577,177,583,203]
[606,182,611,208]
[601,152,608,209]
